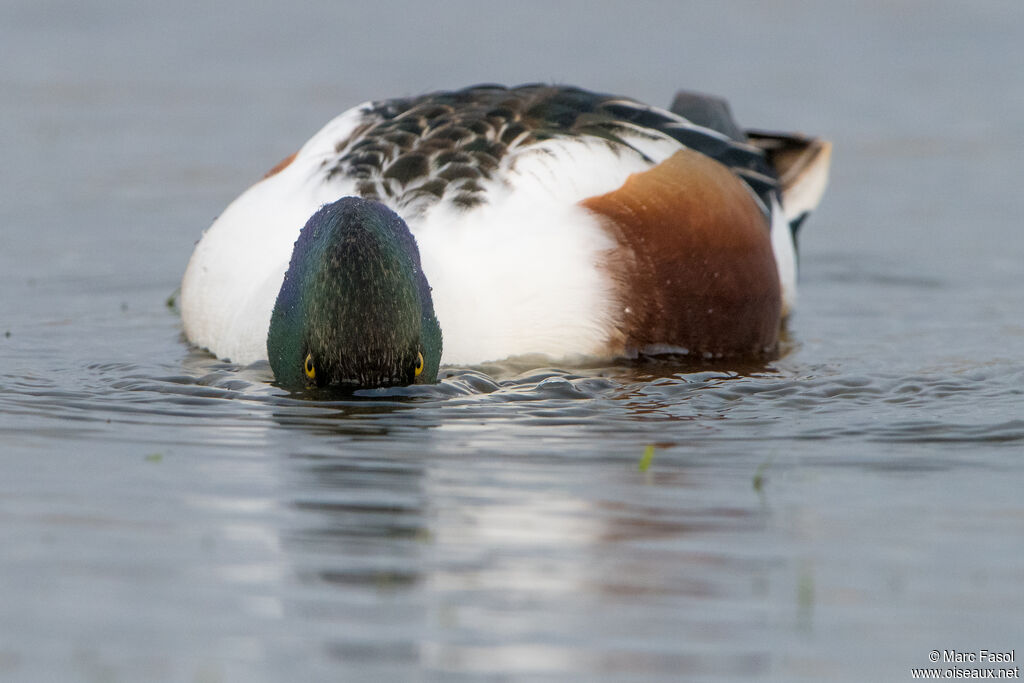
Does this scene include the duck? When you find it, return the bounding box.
[180,83,831,389]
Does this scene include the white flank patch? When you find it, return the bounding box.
[770,195,798,317]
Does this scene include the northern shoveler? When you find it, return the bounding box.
[180,84,831,389]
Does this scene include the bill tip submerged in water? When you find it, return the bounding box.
[266,197,442,389]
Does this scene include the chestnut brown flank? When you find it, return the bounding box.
[263,151,298,179]
[582,149,782,358]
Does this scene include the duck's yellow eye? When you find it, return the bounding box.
[414,351,424,377]
[304,353,316,380]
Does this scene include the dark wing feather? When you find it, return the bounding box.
[321,84,781,214]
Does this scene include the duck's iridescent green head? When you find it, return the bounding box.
[267,197,442,390]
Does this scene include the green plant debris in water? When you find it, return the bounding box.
[753,460,770,492]
[166,288,180,311]
[144,453,163,463]
[637,444,656,472]
[797,563,815,631]
[798,572,815,608]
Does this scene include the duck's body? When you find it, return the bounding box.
[181,84,830,383]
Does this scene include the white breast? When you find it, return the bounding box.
[415,136,669,365]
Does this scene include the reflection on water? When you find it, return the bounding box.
[5,337,1015,679]
[2,306,1022,682]
[282,434,775,678]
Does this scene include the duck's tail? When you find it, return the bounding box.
[745,130,832,237]
[669,90,832,237]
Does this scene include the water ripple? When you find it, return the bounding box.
[1,356,1022,446]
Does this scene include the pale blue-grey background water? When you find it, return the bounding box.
[2,1,1022,681]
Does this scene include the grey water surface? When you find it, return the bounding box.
[2,1,1023,681]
